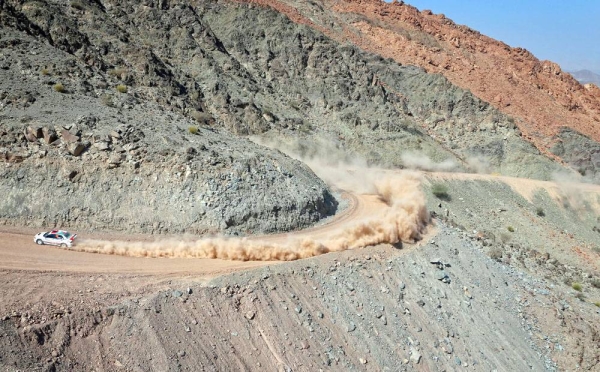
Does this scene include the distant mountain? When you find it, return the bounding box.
[570,69,600,85]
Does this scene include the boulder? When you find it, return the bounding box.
[27,126,43,139]
[68,142,87,156]
[93,142,110,151]
[25,126,42,142]
[42,127,58,144]
[108,153,125,166]
[7,152,25,163]
[60,129,80,144]
[24,130,37,142]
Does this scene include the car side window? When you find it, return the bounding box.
[47,234,56,239]
[58,235,64,240]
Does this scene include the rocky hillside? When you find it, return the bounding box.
[1,0,598,234]
[3,1,578,163]
[0,26,337,235]
[240,0,600,180]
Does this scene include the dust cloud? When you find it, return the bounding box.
[74,138,429,261]
[75,171,429,261]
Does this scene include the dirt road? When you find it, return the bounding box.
[2,170,598,273]
[0,190,380,274]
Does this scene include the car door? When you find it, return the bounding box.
[45,233,60,246]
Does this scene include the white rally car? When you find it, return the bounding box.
[34,230,77,248]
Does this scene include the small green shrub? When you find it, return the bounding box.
[188,126,199,135]
[572,282,583,292]
[431,183,450,200]
[190,91,200,101]
[536,207,545,217]
[507,226,515,233]
[594,301,600,308]
[116,84,127,93]
[53,83,65,93]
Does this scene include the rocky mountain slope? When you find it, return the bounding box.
[0,7,343,235]
[1,0,583,234]
[2,0,591,235]
[0,92,337,237]
[240,0,600,180]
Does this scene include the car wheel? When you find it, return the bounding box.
[60,243,67,248]
[36,239,43,245]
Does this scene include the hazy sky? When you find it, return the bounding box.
[394,0,600,73]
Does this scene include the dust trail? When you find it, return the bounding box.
[552,171,588,212]
[75,171,429,261]
[465,155,492,174]
[400,152,458,172]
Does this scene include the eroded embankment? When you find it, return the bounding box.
[74,171,429,261]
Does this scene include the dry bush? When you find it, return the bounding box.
[101,94,114,107]
[116,84,127,93]
[488,247,503,261]
[431,183,450,200]
[499,232,511,244]
[191,111,212,124]
[188,126,199,135]
[53,83,65,93]
[108,67,127,78]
